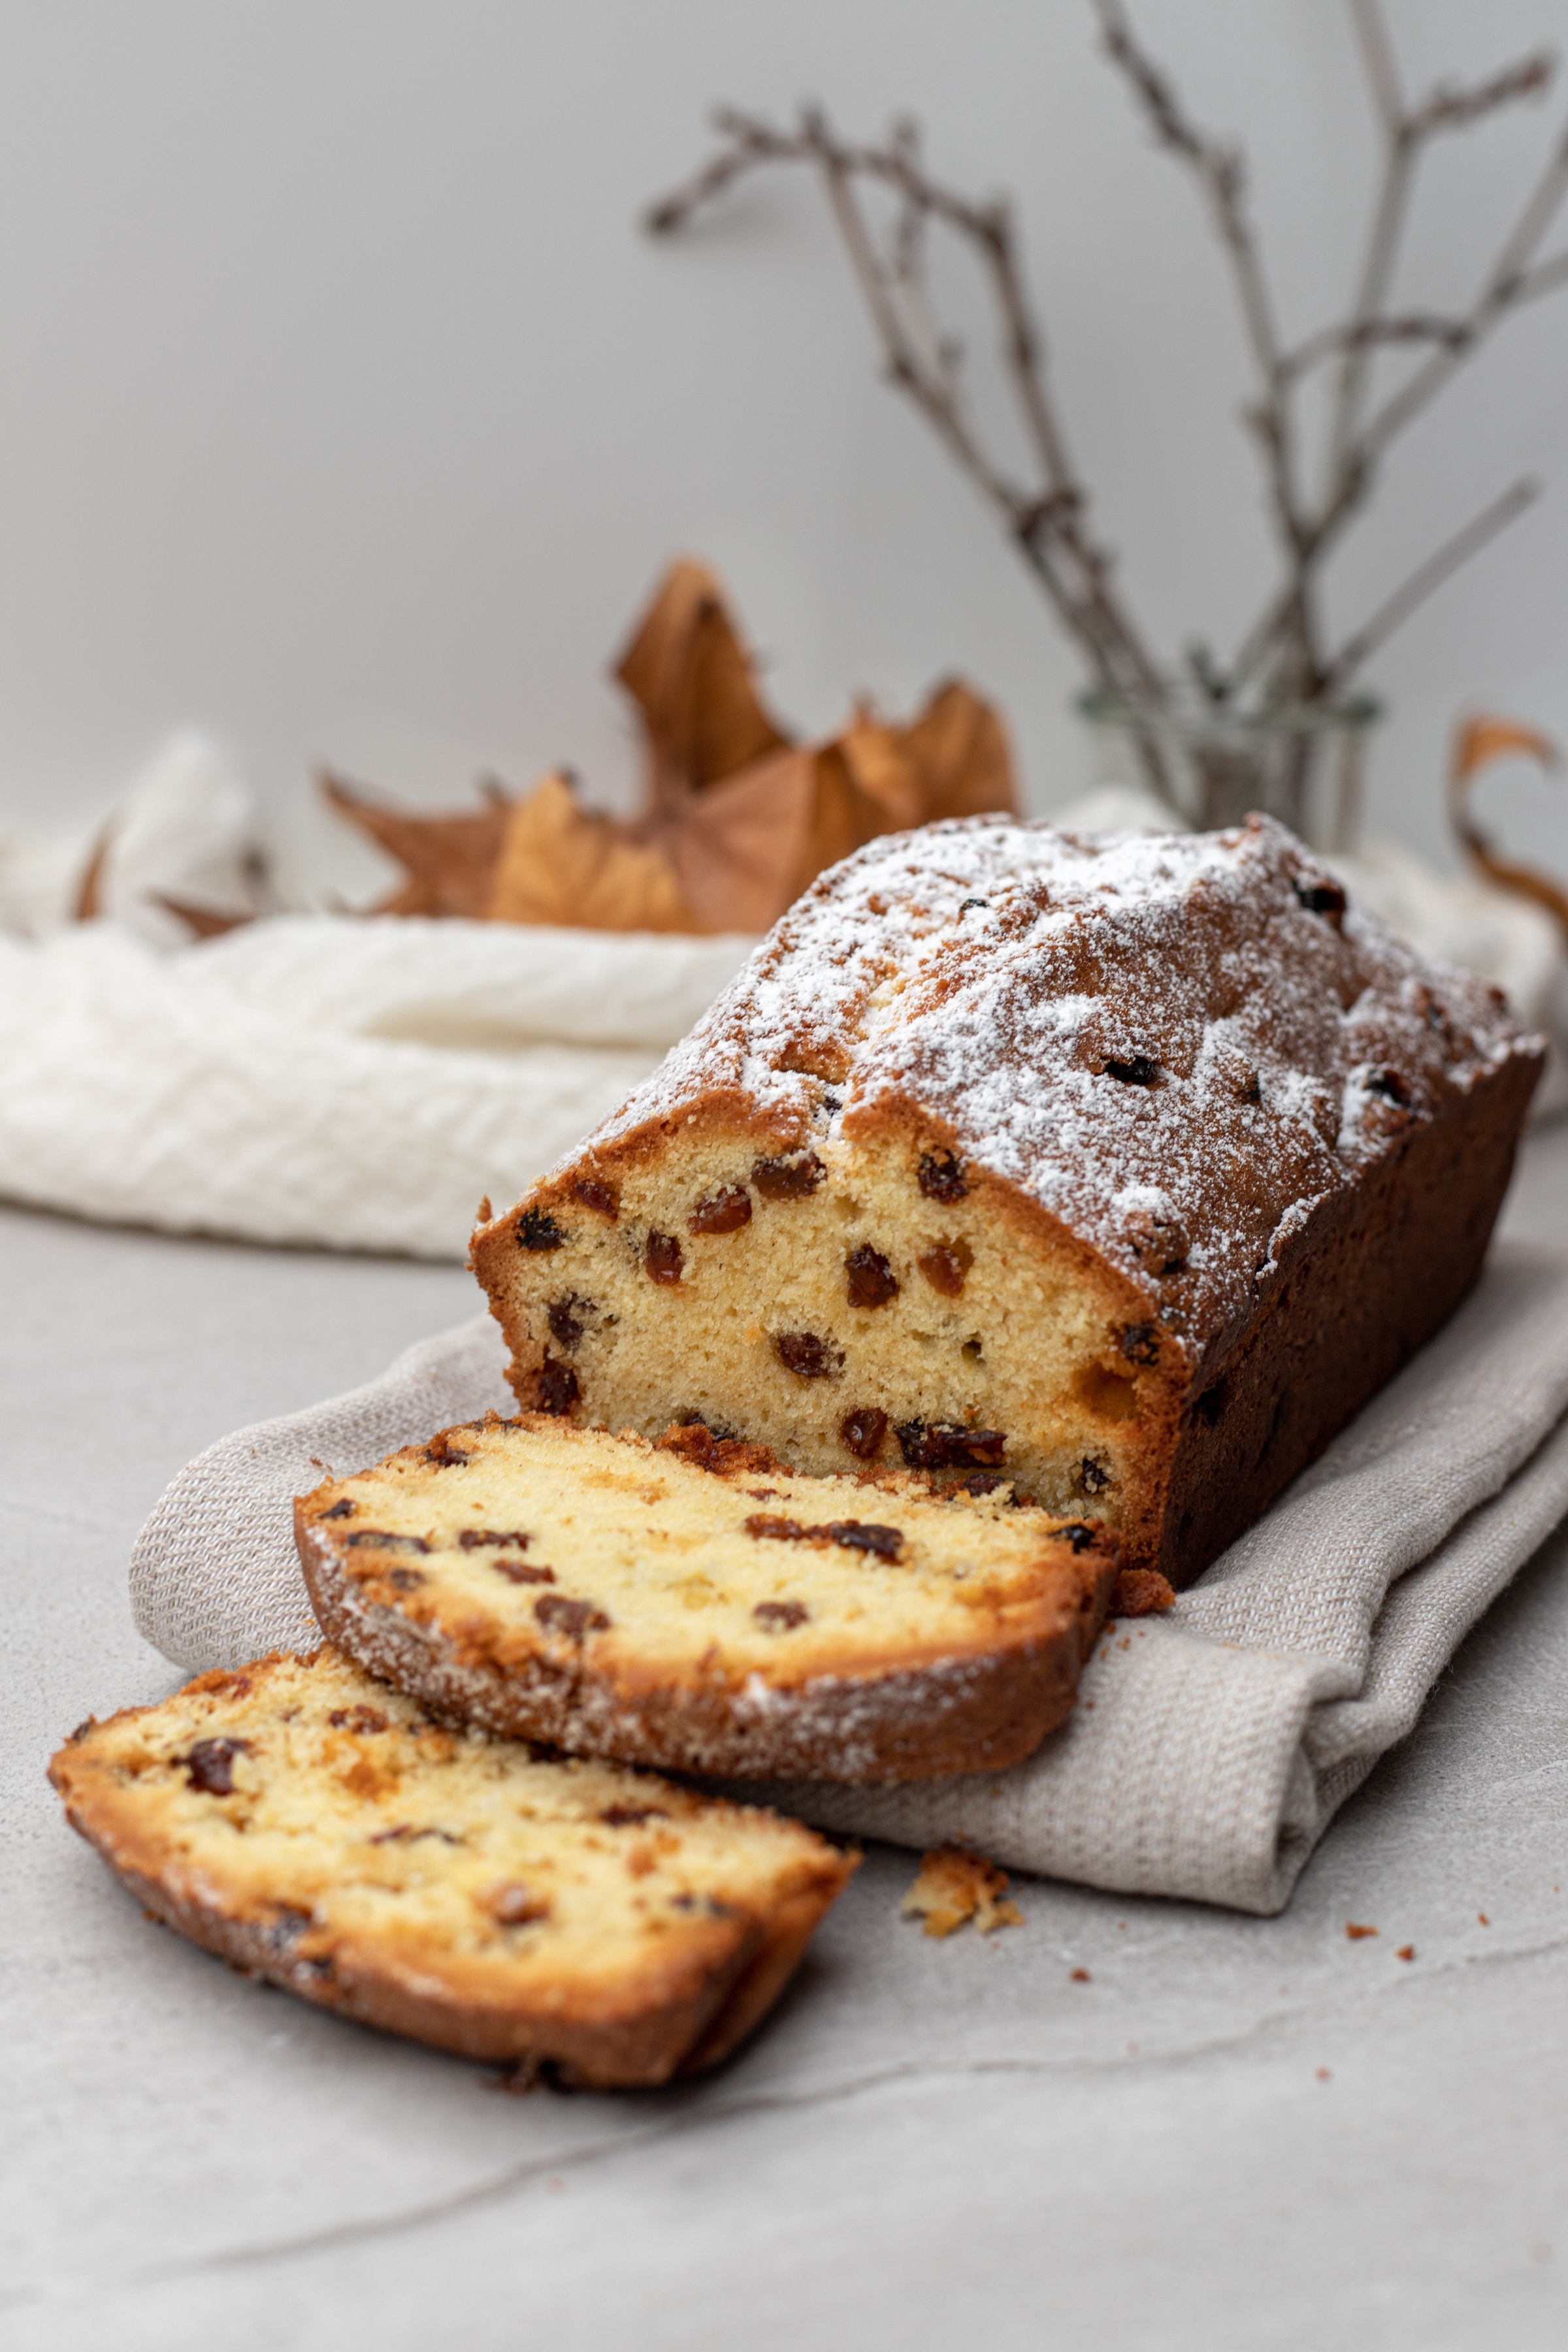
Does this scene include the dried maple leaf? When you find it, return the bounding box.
[487,772,698,932]
[1448,714,1568,936]
[903,677,1019,824]
[320,770,514,919]
[74,822,259,936]
[901,1844,1024,1938]
[646,742,820,934]
[640,672,1020,935]
[615,556,792,802]
[320,563,1020,935]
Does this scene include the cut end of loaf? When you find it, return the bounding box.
[474,1116,1175,1558]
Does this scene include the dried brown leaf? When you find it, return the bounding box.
[1448,713,1568,939]
[615,557,792,801]
[153,894,255,939]
[318,565,1021,938]
[487,772,698,932]
[651,743,819,934]
[73,816,116,922]
[320,770,514,919]
[901,678,1021,824]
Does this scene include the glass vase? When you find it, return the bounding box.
[1076,683,1380,852]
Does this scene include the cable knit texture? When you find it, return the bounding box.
[0,916,753,1256]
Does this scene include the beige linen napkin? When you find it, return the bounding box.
[129,1243,1568,1914]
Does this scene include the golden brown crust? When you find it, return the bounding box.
[1152,1045,1541,1582]
[294,1418,1120,1783]
[674,1876,844,2075]
[49,1651,855,2088]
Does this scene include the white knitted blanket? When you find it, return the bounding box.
[129,1241,1568,1915]
[0,915,753,1257]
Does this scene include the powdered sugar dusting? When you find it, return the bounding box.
[565,815,1541,1360]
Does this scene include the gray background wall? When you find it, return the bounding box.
[0,0,1565,887]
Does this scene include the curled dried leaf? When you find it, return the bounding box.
[1448,713,1568,939]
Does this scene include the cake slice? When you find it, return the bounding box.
[48,1648,855,2088]
[295,1413,1119,1781]
[471,813,1542,1586]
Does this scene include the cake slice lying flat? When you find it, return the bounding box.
[49,1648,854,2087]
[295,1414,1119,1781]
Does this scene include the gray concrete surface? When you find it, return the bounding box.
[5,1125,1568,2351]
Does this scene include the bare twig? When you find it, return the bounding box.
[1323,476,1539,691]
[1349,0,1403,139]
[1332,3,1416,470]
[1281,310,1470,384]
[1332,14,1555,473]
[1092,0,1306,583]
[1229,14,1568,702]
[1356,137,1568,471]
[646,1,1568,773]
[1409,52,1554,139]
[647,101,1168,704]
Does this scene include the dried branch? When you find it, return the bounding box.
[1228,7,1568,702]
[1348,0,1403,139]
[1224,140,1568,699]
[1408,51,1554,139]
[1323,476,1539,692]
[647,101,1168,706]
[1332,13,1555,474]
[1092,0,1307,593]
[646,0,1568,787]
[1092,0,1283,388]
[1333,2,1418,470]
[1356,139,1568,474]
[1281,312,1469,384]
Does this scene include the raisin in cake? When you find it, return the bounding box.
[50,1648,854,2087]
[297,1414,1119,1781]
[472,814,1542,1586]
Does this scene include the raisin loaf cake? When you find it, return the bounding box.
[50,1648,855,2087]
[473,814,1542,1586]
[297,1414,1119,1781]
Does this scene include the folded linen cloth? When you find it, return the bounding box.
[129,1242,1568,1914]
[0,915,753,1258]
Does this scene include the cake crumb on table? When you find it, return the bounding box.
[902,1844,1023,1938]
[1115,1569,1175,1618]
[1345,1921,1379,1939]
[1396,1945,1416,1961]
